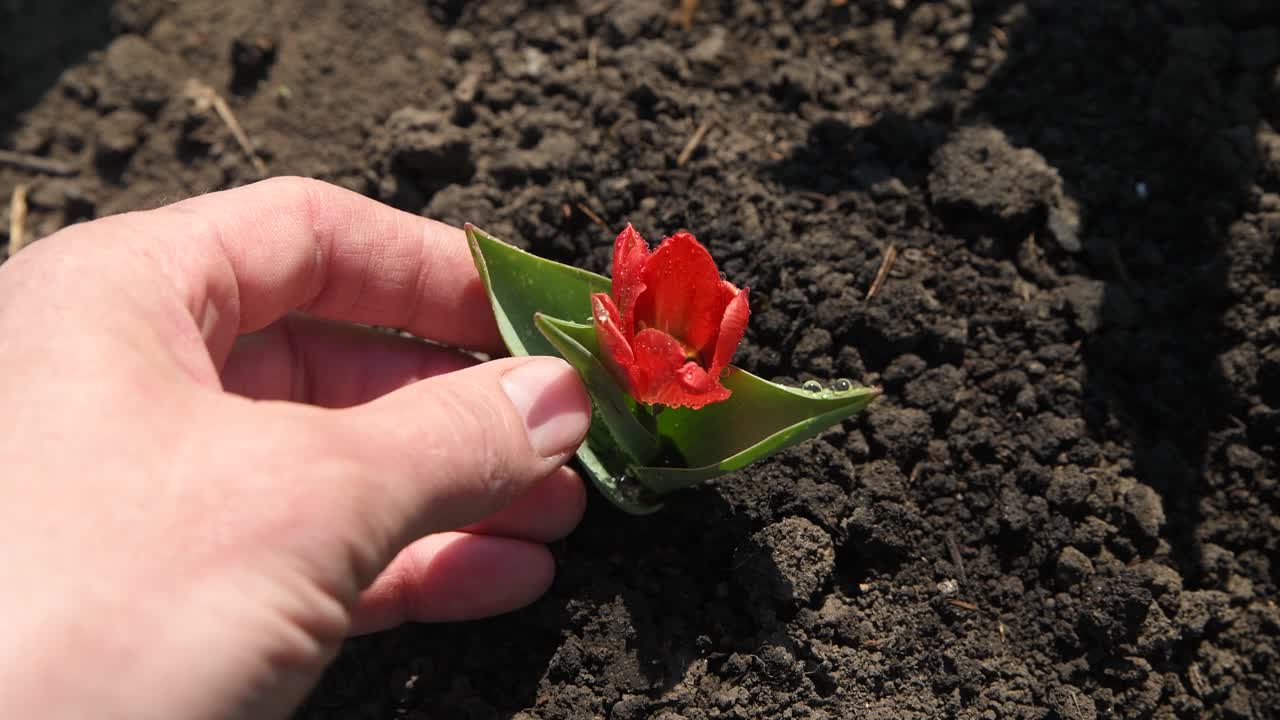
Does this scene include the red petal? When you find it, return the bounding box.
[718,279,740,309]
[610,224,649,336]
[592,293,637,391]
[709,287,750,374]
[631,328,732,409]
[632,231,727,355]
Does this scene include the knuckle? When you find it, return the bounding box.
[253,176,330,237]
[260,174,328,203]
[429,382,523,500]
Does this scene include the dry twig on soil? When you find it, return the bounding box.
[0,149,77,177]
[7,184,30,258]
[676,118,713,168]
[944,532,967,585]
[184,79,269,177]
[1109,242,1133,285]
[575,202,608,228]
[865,243,898,300]
[679,0,698,31]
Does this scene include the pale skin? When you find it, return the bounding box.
[0,177,593,719]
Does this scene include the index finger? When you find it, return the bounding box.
[78,177,503,361]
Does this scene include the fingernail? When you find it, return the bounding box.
[501,358,591,458]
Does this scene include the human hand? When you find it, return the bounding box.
[0,178,591,719]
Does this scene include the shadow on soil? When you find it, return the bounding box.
[762,0,1279,694]
[303,489,770,716]
[0,0,114,143]
[961,0,1277,587]
[769,2,1277,593]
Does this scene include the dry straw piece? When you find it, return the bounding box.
[6,184,29,258]
[184,79,269,177]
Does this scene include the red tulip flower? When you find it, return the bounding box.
[591,225,750,410]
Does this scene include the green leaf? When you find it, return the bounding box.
[538,316,881,496]
[465,224,608,357]
[533,313,659,465]
[465,224,880,513]
[466,225,664,514]
[635,372,880,493]
[574,437,665,515]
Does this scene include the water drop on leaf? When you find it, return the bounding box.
[832,378,853,392]
[801,380,822,393]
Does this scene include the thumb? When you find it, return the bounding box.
[334,356,591,551]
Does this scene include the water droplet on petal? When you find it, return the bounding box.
[832,378,853,392]
[718,271,727,280]
[801,380,822,393]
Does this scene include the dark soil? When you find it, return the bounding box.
[4,1,1279,718]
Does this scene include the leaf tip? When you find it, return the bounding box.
[531,311,556,339]
[463,223,491,248]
